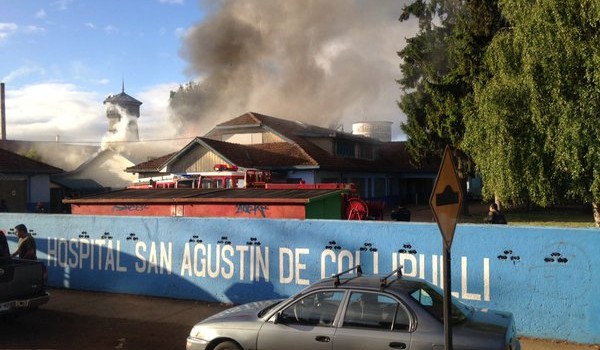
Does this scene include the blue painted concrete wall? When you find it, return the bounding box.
[1,213,598,344]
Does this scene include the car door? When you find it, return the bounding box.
[256,290,345,350]
[333,291,413,350]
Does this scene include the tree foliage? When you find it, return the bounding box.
[464,0,600,211]
[398,0,505,180]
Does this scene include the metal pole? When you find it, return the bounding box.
[0,82,6,141]
[443,243,453,350]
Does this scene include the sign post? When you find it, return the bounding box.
[429,146,464,350]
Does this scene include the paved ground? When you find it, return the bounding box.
[2,288,597,350]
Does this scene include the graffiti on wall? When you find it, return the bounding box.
[113,204,148,212]
[235,204,269,217]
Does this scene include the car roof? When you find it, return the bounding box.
[302,274,427,295]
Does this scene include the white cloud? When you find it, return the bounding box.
[2,65,46,83]
[104,25,118,34]
[52,0,73,11]
[3,82,183,147]
[159,0,184,5]
[0,23,18,41]
[4,83,106,143]
[35,9,47,19]
[84,22,96,29]
[175,26,191,39]
[23,25,46,34]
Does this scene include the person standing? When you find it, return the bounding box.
[10,224,37,260]
[0,230,9,258]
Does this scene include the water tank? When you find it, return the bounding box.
[352,121,392,142]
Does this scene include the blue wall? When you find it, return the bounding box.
[1,213,598,344]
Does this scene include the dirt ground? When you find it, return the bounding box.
[2,289,597,350]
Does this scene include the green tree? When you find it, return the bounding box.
[22,148,41,161]
[464,0,600,224]
[398,0,505,209]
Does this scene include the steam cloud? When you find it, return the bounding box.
[100,103,139,152]
[172,0,415,138]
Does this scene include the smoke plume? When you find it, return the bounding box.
[100,103,139,152]
[171,0,415,137]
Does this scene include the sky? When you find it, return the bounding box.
[0,0,414,147]
[0,0,203,145]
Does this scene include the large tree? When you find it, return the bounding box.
[464,0,600,224]
[398,0,505,207]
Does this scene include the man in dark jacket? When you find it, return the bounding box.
[484,203,507,224]
[10,224,37,260]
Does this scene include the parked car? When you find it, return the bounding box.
[0,258,50,316]
[186,266,520,350]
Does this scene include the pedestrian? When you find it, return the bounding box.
[10,224,37,260]
[0,230,9,258]
[484,202,507,224]
[35,201,47,213]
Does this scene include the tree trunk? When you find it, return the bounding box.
[460,176,470,216]
[593,203,600,227]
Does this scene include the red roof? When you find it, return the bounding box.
[126,153,175,172]
[128,112,438,175]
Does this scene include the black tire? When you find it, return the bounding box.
[213,340,242,350]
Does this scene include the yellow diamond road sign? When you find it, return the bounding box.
[429,146,464,248]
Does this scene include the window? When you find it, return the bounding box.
[336,139,355,157]
[409,284,468,324]
[343,292,410,331]
[278,291,344,327]
[358,143,374,159]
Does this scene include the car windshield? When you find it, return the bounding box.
[409,282,470,323]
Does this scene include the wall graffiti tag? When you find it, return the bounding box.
[235,204,269,217]
[113,204,148,212]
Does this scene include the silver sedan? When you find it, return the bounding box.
[187,268,520,350]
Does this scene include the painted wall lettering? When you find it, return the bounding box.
[1,215,598,344]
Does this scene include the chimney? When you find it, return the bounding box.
[0,83,5,141]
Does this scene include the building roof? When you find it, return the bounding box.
[0,140,99,171]
[207,112,389,171]
[212,112,366,141]
[127,112,438,175]
[103,91,142,106]
[63,188,345,204]
[0,147,64,174]
[52,149,138,189]
[126,152,176,172]
[51,178,105,191]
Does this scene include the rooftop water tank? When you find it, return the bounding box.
[352,121,392,142]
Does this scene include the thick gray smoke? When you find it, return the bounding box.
[172,0,415,137]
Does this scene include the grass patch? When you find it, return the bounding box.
[459,204,595,228]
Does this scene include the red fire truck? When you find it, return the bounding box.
[127,165,272,190]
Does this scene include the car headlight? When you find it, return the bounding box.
[190,325,204,338]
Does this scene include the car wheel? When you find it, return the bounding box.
[213,340,242,350]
